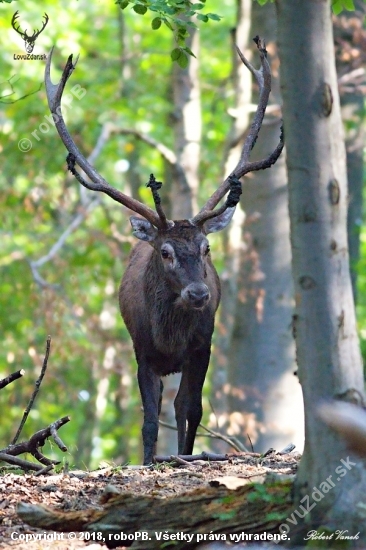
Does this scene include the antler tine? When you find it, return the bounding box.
[44,48,163,228]
[146,174,173,229]
[192,36,284,225]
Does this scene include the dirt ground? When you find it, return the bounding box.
[0,452,299,550]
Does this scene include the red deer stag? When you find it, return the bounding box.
[45,37,283,465]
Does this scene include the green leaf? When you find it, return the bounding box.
[151,17,162,29]
[196,13,209,22]
[332,0,344,14]
[176,51,188,68]
[133,4,148,14]
[206,13,221,21]
[183,46,196,58]
[171,47,181,61]
[331,0,355,12]
[115,0,129,7]
[163,18,174,30]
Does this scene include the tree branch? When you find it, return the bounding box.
[11,336,51,445]
[0,369,25,390]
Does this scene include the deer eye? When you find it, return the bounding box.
[204,245,210,256]
[161,249,170,259]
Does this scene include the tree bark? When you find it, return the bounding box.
[276,0,366,540]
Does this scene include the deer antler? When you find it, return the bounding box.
[44,48,164,228]
[190,36,284,226]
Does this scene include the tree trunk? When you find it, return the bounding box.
[276,0,366,539]
[225,1,303,455]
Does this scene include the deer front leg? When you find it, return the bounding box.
[137,361,162,465]
[176,347,210,456]
[174,373,189,454]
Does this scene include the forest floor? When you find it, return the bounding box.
[0,452,300,550]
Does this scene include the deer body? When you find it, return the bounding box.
[44,39,283,465]
[119,220,223,464]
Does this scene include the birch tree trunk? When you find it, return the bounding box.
[276,0,366,538]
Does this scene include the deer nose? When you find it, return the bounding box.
[181,284,210,309]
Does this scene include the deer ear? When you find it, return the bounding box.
[203,206,236,234]
[130,216,158,242]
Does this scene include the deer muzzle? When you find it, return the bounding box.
[180,283,210,309]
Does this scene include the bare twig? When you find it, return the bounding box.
[11,336,51,445]
[0,76,42,104]
[0,369,25,390]
[1,416,70,470]
[50,420,68,452]
[198,423,249,453]
[159,419,247,452]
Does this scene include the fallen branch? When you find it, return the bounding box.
[0,452,44,472]
[154,451,259,463]
[1,416,70,468]
[0,369,25,390]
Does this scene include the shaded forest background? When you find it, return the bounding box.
[0,0,365,468]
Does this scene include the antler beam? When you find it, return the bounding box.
[191,36,284,224]
[44,49,164,228]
